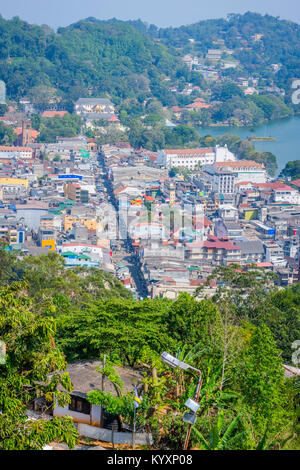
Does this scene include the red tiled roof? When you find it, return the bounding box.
[14,128,39,140]
[235,181,253,186]
[194,217,213,228]
[161,277,176,284]
[115,142,131,148]
[202,240,240,250]
[164,148,214,155]
[254,262,273,268]
[254,182,295,191]
[0,146,33,152]
[186,102,211,109]
[107,115,120,122]
[190,280,205,286]
[216,160,265,169]
[171,106,184,112]
[41,111,68,118]
[186,236,240,251]
[291,179,300,188]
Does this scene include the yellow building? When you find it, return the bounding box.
[64,216,76,231]
[41,239,55,251]
[64,183,81,202]
[64,216,99,231]
[0,177,28,189]
[244,209,258,220]
[87,141,98,152]
[169,183,176,205]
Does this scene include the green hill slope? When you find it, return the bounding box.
[0,16,183,107]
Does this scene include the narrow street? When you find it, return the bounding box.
[97,152,149,299]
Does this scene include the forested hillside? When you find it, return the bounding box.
[0,249,299,449]
[2,12,300,106]
[0,15,184,108]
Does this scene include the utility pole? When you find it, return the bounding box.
[160,352,203,451]
[100,353,106,428]
[183,372,202,450]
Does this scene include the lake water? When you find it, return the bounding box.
[197,115,300,173]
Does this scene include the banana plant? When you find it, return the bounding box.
[192,410,245,450]
[181,361,239,413]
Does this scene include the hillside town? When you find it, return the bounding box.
[0,94,299,303]
[1,6,300,455]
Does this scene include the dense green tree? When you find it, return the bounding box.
[234,324,291,435]
[0,283,79,450]
[0,122,15,145]
[280,160,300,180]
[163,293,218,349]
[0,104,8,116]
[37,114,83,142]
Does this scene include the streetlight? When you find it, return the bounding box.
[160,352,202,450]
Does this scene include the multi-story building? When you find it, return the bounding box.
[0,146,33,159]
[64,182,89,204]
[213,170,236,194]
[263,240,286,267]
[158,148,215,169]
[0,178,28,200]
[206,49,223,61]
[273,184,300,205]
[185,236,241,266]
[282,236,299,259]
[75,98,116,124]
[157,146,235,170]
[215,161,267,184]
[235,239,265,263]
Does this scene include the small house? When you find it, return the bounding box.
[53,360,143,431]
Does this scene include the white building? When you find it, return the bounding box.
[129,222,165,240]
[75,98,115,123]
[60,243,103,261]
[273,185,300,205]
[215,145,236,163]
[215,160,266,184]
[218,204,239,221]
[264,241,286,267]
[0,146,33,159]
[213,170,236,194]
[157,146,234,170]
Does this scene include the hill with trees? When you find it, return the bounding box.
[0,15,184,109]
[142,11,300,96]
[2,13,300,112]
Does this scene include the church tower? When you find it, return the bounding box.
[21,120,32,146]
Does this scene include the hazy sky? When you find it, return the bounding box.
[1,0,300,29]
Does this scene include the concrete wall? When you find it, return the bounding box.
[53,404,101,426]
[77,423,153,445]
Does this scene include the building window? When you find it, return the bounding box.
[69,395,91,415]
